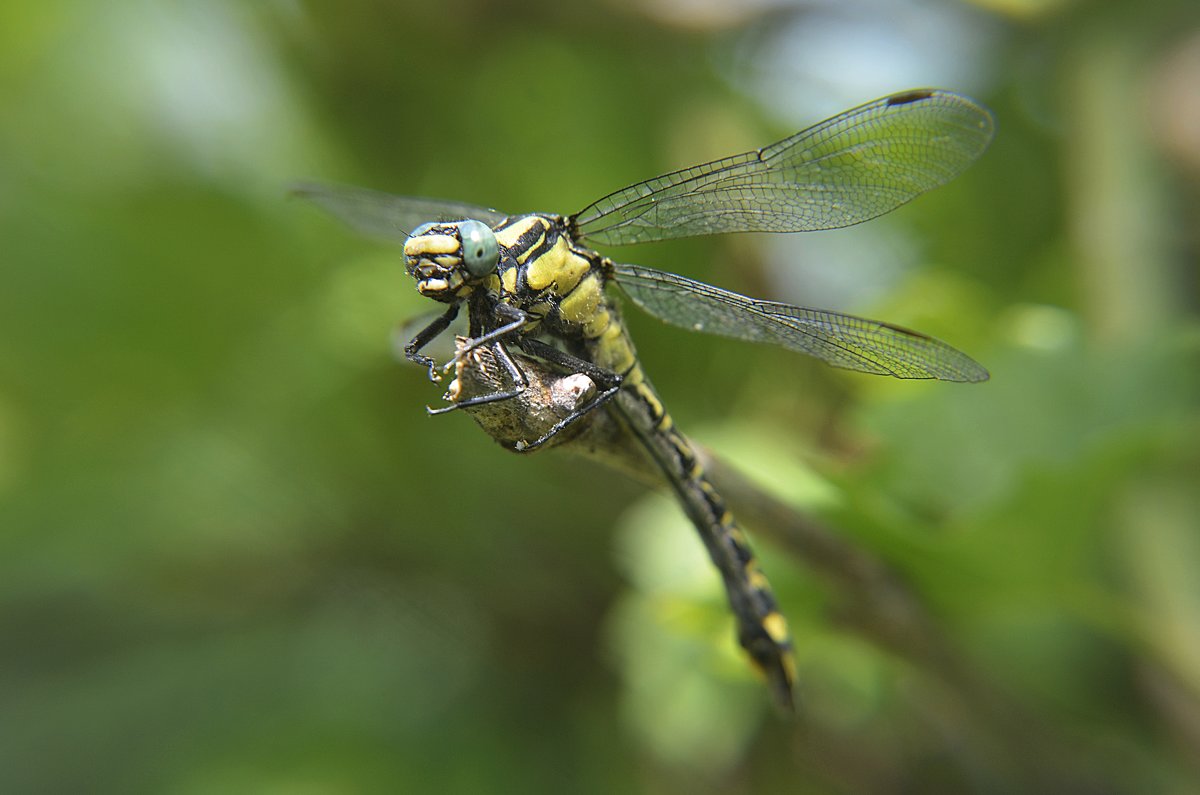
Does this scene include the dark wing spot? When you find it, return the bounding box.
[886,89,935,106]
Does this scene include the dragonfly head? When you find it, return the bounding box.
[403,219,500,301]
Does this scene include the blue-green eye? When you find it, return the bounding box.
[459,220,499,278]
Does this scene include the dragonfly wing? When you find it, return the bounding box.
[291,182,509,243]
[572,90,994,247]
[613,263,988,382]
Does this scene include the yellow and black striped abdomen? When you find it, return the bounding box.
[584,314,797,709]
[617,371,797,709]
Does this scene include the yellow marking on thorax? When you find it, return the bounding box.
[494,216,545,249]
[516,232,547,265]
[557,273,602,326]
[404,234,460,257]
[525,237,590,294]
[500,267,518,294]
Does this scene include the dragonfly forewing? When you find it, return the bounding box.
[570,89,994,247]
[291,182,508,243]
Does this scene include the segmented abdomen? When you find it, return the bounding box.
[589,321,797,710]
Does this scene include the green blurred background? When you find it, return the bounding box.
[2,0,1198,792]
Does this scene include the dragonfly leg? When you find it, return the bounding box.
[430,300,533,415]
[427,297,624,449]
[509,337,624,453]
[428,339,529,415]
[445,301,529,375]
[404,302,461,382]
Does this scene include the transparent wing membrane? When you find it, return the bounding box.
[290,182,508,243]
[615,263,988,382]
[571,90,994,247]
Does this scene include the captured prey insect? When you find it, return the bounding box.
[295,88,994,711]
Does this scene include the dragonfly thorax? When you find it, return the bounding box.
[403,219,500,302]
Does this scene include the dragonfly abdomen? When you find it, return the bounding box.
[612,368,797,711]
[585,316,797,709]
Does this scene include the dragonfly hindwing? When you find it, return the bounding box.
[614,263,988,382]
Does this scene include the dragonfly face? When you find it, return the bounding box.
[403,219,501,302]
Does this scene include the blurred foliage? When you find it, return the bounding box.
[2,0,1199,793]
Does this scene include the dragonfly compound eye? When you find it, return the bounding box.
[458,220,500,278]
[409,221,438,239]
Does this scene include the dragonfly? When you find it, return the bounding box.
[295,88,994,711]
